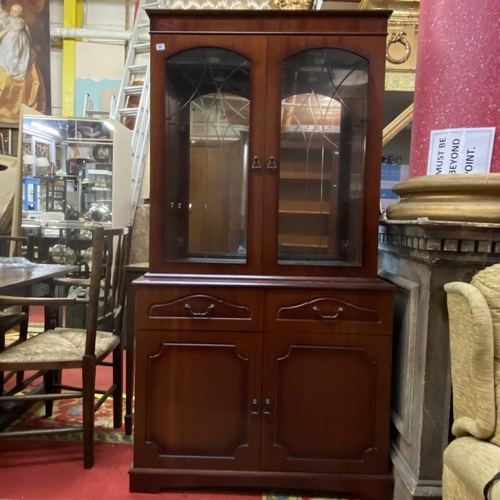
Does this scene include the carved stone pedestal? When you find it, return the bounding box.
[378,219,500,500]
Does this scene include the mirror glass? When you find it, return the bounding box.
[21,116,114,223]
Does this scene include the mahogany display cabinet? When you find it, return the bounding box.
[131,10,395,500]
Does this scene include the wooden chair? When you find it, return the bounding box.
[0,233,35,262]
[0,233,36,394]
[0,226,132,468]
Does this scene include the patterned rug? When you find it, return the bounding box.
[4,395,133,444]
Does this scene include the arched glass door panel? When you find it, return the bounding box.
[164,48,250,263]
[278,48,368,266]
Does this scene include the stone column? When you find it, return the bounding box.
[379,220,500,500]
[410,0,500,176]
[381,2,500,497]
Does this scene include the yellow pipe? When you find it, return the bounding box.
[62,0,83,116]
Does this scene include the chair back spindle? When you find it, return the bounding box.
[92,227,132,345]
[85,226,105,357]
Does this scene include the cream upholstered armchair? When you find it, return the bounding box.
[444,264,500,499]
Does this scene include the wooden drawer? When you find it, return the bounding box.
[265,289,393,335]
[135,286,264,331]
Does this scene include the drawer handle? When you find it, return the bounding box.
[184,303,215,317]
[313,306,344,320]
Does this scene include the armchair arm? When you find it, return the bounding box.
[0,295,83,307]
[51,277,91,288]
[444,281,496,439]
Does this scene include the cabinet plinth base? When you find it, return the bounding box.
[128,467,394,499]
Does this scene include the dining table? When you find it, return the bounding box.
[0,259,79,296]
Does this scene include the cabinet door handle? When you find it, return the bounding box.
[184,303,215,316]
[251,156,262,169]
[267,156,277,169]
[263,398,272,415]
[312,306,344,320]
[251,398,260,415]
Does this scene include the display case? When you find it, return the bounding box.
[147,12,386,279]
[20,115,132,228]
[132,11,395,499]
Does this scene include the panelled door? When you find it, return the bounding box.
[134,329,263,471]
[260,330,393,474]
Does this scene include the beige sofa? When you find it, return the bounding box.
[444,264,500,499]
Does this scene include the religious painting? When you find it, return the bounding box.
[0,0,51,123]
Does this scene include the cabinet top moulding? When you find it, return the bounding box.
[137,274,396,291]
[148,9,392,36]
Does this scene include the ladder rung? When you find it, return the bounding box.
[144,1,162,7]
[86,110,110,116]
[133,43,150,53]
[128,64,148,73]
[119,108,139,117]
[124,86,144,96]
[137,22,150,28]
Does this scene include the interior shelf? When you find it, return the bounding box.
[279,200,331,214]
[278,234,329,248]
[280,171,332,181]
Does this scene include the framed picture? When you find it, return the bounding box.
[31,135,55,164]
[0,0,51,123]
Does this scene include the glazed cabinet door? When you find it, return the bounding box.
[262,36,386,278]
[260,331,392,474]
[149,35,267,274]
[134,329,263,471]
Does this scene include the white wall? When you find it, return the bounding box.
[49,0,135,116]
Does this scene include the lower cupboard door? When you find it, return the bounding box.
[134,329,263,470]
[260,331,393,474]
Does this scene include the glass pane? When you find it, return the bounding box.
[278,49,368,266]
[165,48,250,264]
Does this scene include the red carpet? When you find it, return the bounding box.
[0,439,141,500]
[0,440,356,500]
[0,439,258,500]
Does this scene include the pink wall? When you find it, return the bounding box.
[410,0,500,176]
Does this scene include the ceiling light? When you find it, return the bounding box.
[103,120,115,131]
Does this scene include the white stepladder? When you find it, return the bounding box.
[111,0,165,225]
[82,93,115,119]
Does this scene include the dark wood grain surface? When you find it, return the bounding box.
[0,263,79,295]
[148,9,392,36]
